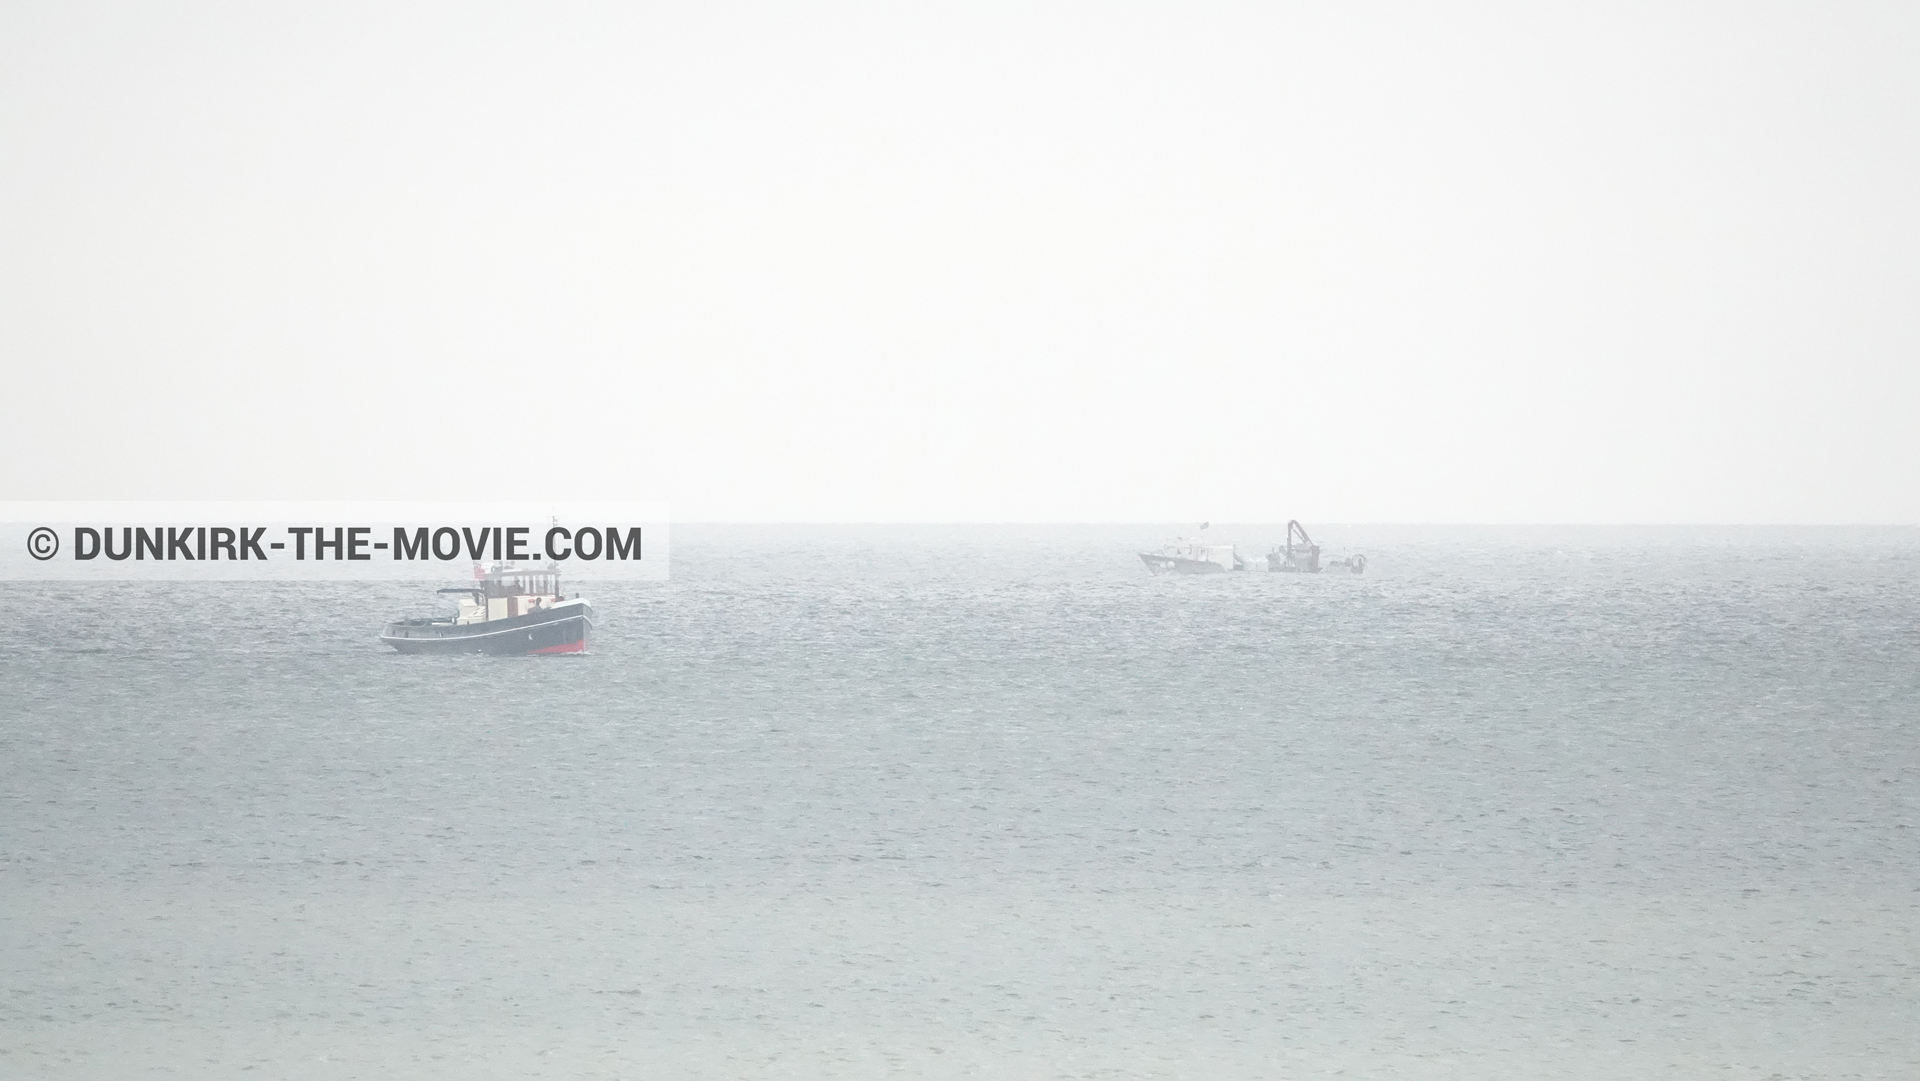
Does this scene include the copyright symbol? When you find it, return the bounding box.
[27,527,58,560]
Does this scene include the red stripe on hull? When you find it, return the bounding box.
[530,639,587,655]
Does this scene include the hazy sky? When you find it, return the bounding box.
[2,2,1915,522]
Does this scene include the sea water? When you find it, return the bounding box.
[3,525,1917,1079]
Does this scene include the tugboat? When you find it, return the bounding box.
[380,562,593,655]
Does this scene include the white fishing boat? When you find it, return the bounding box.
[1139,535,1247,574]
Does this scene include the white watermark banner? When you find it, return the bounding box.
[0,502,668,581]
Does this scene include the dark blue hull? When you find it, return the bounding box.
[380,601,593,655]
